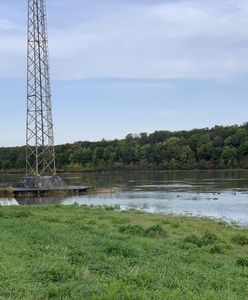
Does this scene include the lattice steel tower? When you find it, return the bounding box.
[26,0,56,176]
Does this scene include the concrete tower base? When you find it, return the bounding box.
[14,176,66,189]
[12,176,89,197]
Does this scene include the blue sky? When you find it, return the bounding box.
[1,0,248,146]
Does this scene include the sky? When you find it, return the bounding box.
[1,0,248,146]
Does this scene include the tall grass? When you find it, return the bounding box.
[0,205,247,299]
[0,186,13,198]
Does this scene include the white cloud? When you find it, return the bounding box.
[1,0,248,81]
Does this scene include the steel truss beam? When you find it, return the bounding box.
[26,0,56,176]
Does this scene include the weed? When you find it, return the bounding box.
[111,216,129,225]
[184,231,219,248]
[144,224,168,238]
[170,221,180,228]
[119,224,145,236]
[104,206,116,211]
[2,209,33,219]
[236,257,248,268]
[0,205,246,299]
[232,234,248,246]
[40,215,60,223]
[201,231,218,245]
[119,224,167,239]
[209,244,224,254]
[68,249,88,265]
[184,234,203,247]
[0,186,13,198]
[105,243,138,258]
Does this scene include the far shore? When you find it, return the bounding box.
[1,168,248,175]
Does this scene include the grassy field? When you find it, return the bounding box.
[0,205,247,300]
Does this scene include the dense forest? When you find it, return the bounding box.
[2,123,248,172]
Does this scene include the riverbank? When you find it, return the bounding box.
[0,205,247,299]
[2,123,248,172]
[1,167,248,175]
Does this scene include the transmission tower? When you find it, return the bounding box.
[26,0,56,176]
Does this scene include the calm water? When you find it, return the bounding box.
[0,170,248,226]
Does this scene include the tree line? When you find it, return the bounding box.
[2,123,248,172]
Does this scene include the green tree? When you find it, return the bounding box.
[221,146,238,167]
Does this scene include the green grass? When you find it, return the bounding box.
[0,205,247,300]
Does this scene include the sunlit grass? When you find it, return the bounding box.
[0,205,247,299]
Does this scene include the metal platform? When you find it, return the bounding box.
[11,176,90,197]
[13,186,89,195]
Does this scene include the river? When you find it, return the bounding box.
[0,170,248,226]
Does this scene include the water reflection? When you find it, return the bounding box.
[0,171,248,226]
[15,196,64,206]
